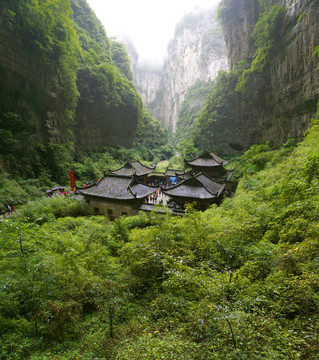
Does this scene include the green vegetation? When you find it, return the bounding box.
[0,0,80,180]
[71,0,112,64]
[2,0,80,116]
[0,169,54,212]
[133,110,174,163]
[1,115,319,359]
[0,0,143,183]
[1,3,318,356]
[175,80,213,147]
[236,4,286,92]
[111,40,134,81]
[193,69,246,152]
[193,2,286,152]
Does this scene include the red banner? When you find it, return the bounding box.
[70,171,75,191]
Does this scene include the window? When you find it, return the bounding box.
[94,207,99,214]
[122,211,127,216]
[107,209,113,215]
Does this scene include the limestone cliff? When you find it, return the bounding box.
[70,0,142,150]
[163,8,229,131]
[0,27,67,146]
[0,0,142,179]
[134,68,164,122]
[132,7,229,132]
[212,0,319,152]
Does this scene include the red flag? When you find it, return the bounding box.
[70,171,75,191]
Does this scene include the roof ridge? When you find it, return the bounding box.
[128,184,137,198]
[194,172,219,196]
[162,174,205,192]
[184,151,209,163]
[110,161,133,173]
[131,160,156,170]
[184,150,229,166]
[209,152,223,164]
[196,172,226,196]
[105,173,134,179]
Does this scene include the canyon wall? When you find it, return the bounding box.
[132,7,229,132]
[216,0,319,152]
[0,0,142,178]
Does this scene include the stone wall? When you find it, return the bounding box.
[88,198,139,218]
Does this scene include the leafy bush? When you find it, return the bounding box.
[17,196,92,223]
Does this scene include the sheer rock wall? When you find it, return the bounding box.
[220,0,319,150]
[132,7,229,132]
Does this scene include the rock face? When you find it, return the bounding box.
[132,7,229,132]
[134,68,164,122]
[0,27,67,146]
[74,66,142,151]
[220,0,319,150]
[70,0,143,151]
[221,0,261,70]
[0,0,143,178]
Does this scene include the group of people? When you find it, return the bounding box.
[1,204,16,217]
[146,187,170,205]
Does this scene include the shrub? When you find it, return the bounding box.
[17,196,91,223]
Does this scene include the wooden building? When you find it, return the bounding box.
[184,151,232,181]
[110,161,155,183]
[162,172,226,211]
[147,169,184,187]
[78,174,156,218]
[78,152,235,217]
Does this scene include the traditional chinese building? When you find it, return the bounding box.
[162,172,226,210]
[78,174,156,218]
[110,161,155,183]
[146,169,184,187]
[78,152,234,217]
[184,151,232,181]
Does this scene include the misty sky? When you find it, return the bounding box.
[87,0,221,66]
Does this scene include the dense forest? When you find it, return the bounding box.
[1,116,319,359]
[1,0,319,359]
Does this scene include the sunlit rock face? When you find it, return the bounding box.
[131,7,229,131]
[219,0,319,151]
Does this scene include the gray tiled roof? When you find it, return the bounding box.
[78,174,156,200]
[178,169,234,183]
[110,161,155,177]
[163,173,226,200]
[178,170,194,181]
[225,169,234,181]
[185,151,229,167]
[196,174,225,196]
[165,169,185,176]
